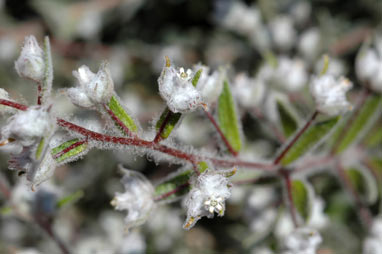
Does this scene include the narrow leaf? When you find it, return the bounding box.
[291,180,311,221]
[155,108,182,140]
[51,139,88,163]
[334,94,382,154]
[345,167,379,204]
[277,100,299,138]
[155,162,208,201]
[192,69,203,87]
[108,96,138,134]
[35,137,45,160]
[281,116,340,165]
[218,80,242,152]
[42,36,53,104]
[57,190,84,208]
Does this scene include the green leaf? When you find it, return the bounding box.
[35,137,45,160]
[364,127,382,148]
[291,180,311,221]
[51,139,88,163]
[108,96,138,134]
[154,162,209,201]
[57,190,84,208]
[218,80,242,152]
[281,116,340,166]
[192,69,203,87]
[345,167,379,204]
[155,108,182,140]
[334,94,382,154]
[277,100,299,138]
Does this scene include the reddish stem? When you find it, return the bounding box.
[154,182,190,201]
[0,99,274,171]
[37,84,42,105]
[281,170,298,227]
[53,139,87,159]
[336,161,372,227]
[204,109,238,156]
[104,104,134,137]
[274,111,319,165]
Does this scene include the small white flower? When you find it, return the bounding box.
[356,45,382,93]
[194,64,224,103]
[158,61,203,113]
[15,36,45,82]
[183,169,233,230]
[298,28,321,62]
[363,217,382,254]
[270,16,296,51]
[233,73,265,108]
[1,106,56,147]
[271,57,308,92]
[111,166,155,230]
[67,62,114,108]
[310,74,353,115]
[282,227,322,254]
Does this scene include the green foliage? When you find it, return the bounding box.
[108,96,138,134]
[277,100,298,138]
[155,108,182,140]
[291,180,311,221]
[51,138,88,163]
[57,190,84,208]
[218,80,242,152]
[345,167,378,204]
[281,116,340,165]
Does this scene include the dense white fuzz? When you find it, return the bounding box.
[111,166,155,230]
[271,57,308,92]
[363,217,382,254]
[356,42,382,93]
[270,16,296,51]
[298,28,321,61]
[158,62,203,113]
[183,169,232,230]
[1,106,55,147]
[194,65,224,103]
[222,2,261,36]
[68,62,114,108]
[233,73,265,108]
[14,36,45,82]
[0,88,15,114]
[310,74,353,115]
[281,227,322,254]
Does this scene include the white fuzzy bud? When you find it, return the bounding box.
[298,28,321,62]
[158,64,203,113]
[15,36,45,82]
[183,169,232,230]
[233,73,265,108]
[356,47,382,93]
[363,217,382,254]
[1,106,56,147]
[270,16,296,51]
[111,166,155,230]
[282,227,322,254]
[68,62,114,108]
[271,57,308,92]
[194,65,224,103]
[310,75,353,115]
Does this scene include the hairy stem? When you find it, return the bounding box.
[281,169,298,227]
[204,109,238,156]
[153,109,172,143]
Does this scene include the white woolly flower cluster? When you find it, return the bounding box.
[233,73,265,108]
[67,62,114,108]
[310,74,353,116]
[0,106,57,187]
[270,16,296,51]
[14,35,45,82]
[363,217,382,254]
[111,166,155,230]
[356,40,382,93]
[281,227,322,254]
[194,64,224,104]
[270,57,308,92]
[158,62,203,113]
[183,169,233,230]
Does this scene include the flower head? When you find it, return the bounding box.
[271,57,308,92]
[15,36,45,82]
[233,73,265,108]
[310,74,353,115]
[158,59,203,113]
[111,166,155,230]
[183,168,234,230]
[67,62,114,108]
[194,64,224,104]
[282,227,322,254]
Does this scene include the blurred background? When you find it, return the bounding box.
[0,0,381,253]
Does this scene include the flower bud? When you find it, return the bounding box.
[14,36,45,82]
[69,62,114,108]
[310,75,353,115]
[282,227,322,254]
[356,47,382,93]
